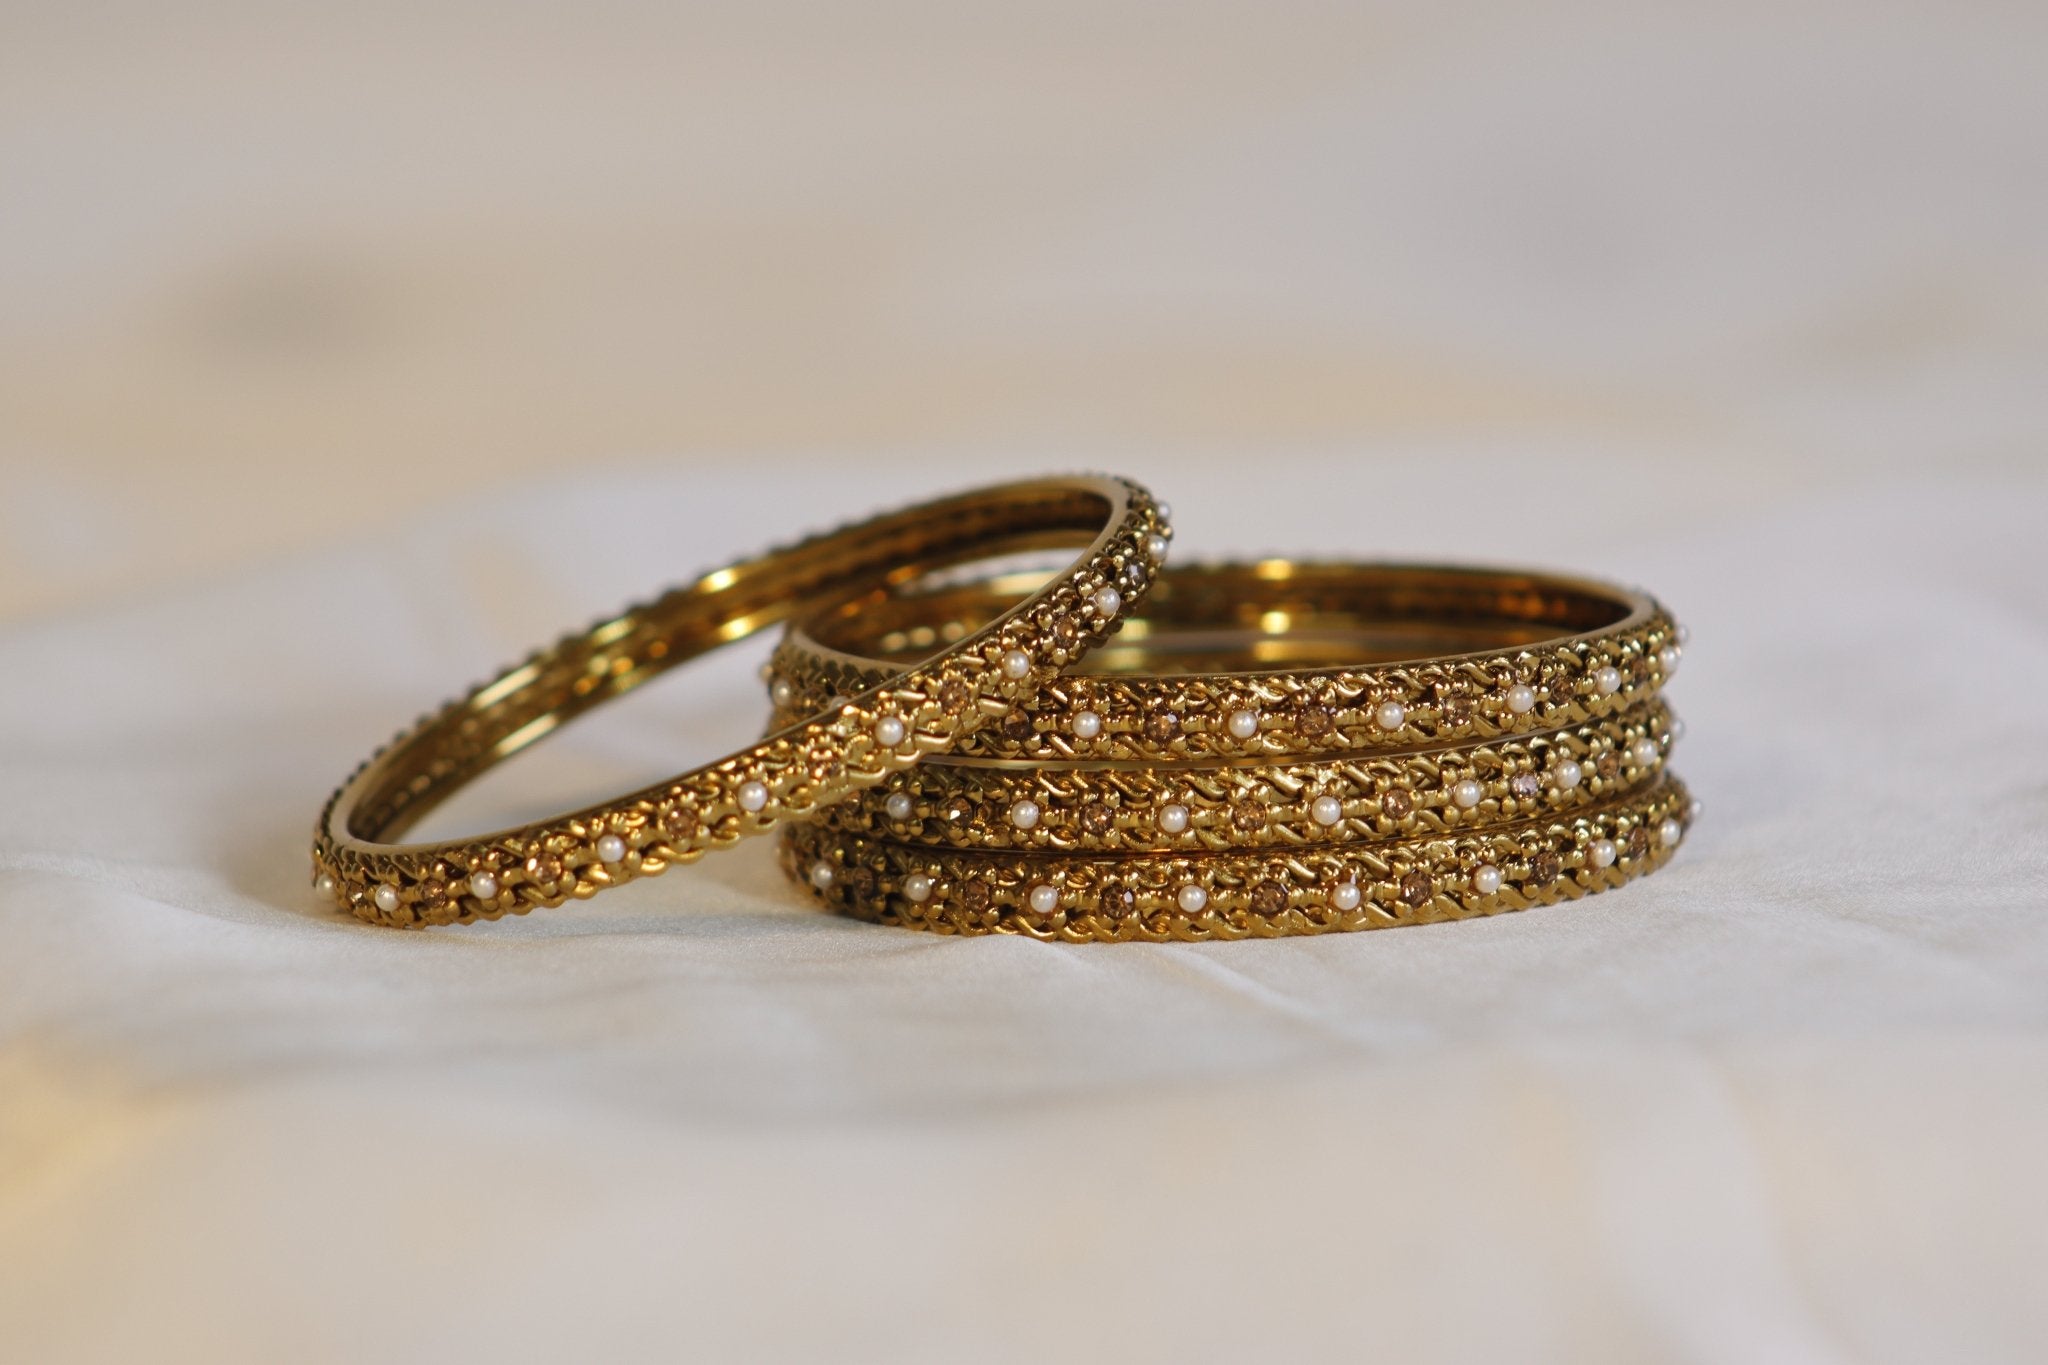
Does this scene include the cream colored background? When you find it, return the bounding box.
[3,3,2047,1363]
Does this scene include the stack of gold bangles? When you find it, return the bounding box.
[312,475,1694,937]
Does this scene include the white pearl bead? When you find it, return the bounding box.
[884,792,915,822]
[1311,795,1345,827]
[873,715,907,747]
[1453,779,1484,809]
[809,860,836,889]
[902,873,933,903]
[1595,666,1622,696]
[372,885,400,914]
[1690,799,1704,821]
[1009,799,1041,830]
[314,874,337,899]
[1027,884,1060,914]
[738,780,769,812]
[1091,586,1122,617]
[1329,881,1362,911]
[1157,803,1190,834]
[1676,624,1691,647]
[1001,649,1032,679]
[468,871,499,902]
[1551,759,1583,790]
[1471,864,1503,895]
[1155,501,1173,522]
[1176,883,1208,913]
[769,677,795,709]
[1590,838,1618,868]
[596,834,628,865]
[1659,818,1683,848]
[1670,717,1687,743]
[824,695,848,714]
[1375,700,1407,731]
[1227,708,1261,740]
[1146,533,1169,561]
[1658,645,1681,674]
[1506,685,1537,715]
[1070,709,1102,740]
[1632,739,1661,769]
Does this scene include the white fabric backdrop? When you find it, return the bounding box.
[5,3,2048,1362]
[3,454,2045,1363]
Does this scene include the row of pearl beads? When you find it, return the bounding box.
[855,822,1686,919]
[759,508,1170,718]
[343,822,667,916]
[901,660,1666,747]
[929,742,1662,836]
[819,801,1692,920]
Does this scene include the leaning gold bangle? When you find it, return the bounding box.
[783,776,1695,941]
[803,698,1676,853]
[311,475,1166,927]
[772,561,1685,761]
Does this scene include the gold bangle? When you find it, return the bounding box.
[773,561,1684,761]
[312,475,1166,927]
[805,698,1675,852]
[783,776,1696,941]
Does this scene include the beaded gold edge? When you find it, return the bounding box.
[783,776,1695,942]
[312,476,1167,927]
[801,699,1677,852]
[771,580,1685,764]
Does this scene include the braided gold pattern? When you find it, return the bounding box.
[807,699,1676,852]
[312,476,1165,927]
[782,776,1695,941]
[773,562,1683,761]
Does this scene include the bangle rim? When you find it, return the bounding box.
[313,474,1166,927]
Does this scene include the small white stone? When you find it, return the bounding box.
[1659,818,1684,848]
[1658,645,1681,674]
[1375,700,1407,731]
[596,834,628,865]
[1632,739,1662,769]
[1157,803,1190,834]
[1329,881,1363,911]
[884,792,915,822]
[314,873,337,899]
[1227,708,1262,740]
[809,860,836,889]
[1311,795,1345,827]
[1690,799,1704,821]
[372,885,400,914]
[1070,709,1103,740]
[1155,501,1173,522]
[902,873,934,903]
[1595,666,1623,696]
[1551,759,1583,790]
[738,780,769,812]
[1001,649,1032,680]
[769,677,795,709]
[873,714,907,747]
[1670,717,1687,743]
[1146,533,1169,561]
[1010,799,1042,831]
[1176,883,1209,913]
[1471,864,1503,895]
[1590,838,1618,869]
[1091,586,1122,617]
[1453,779,1485,810]
[1027,884,1061,914]
[1677,624,1691,647]
[1506,684,1537,715]
[468,871,499,902]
